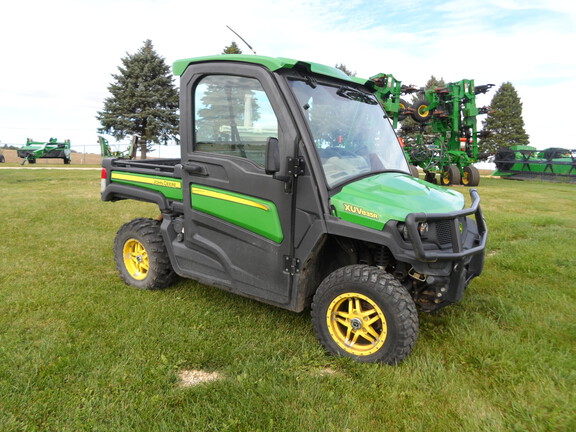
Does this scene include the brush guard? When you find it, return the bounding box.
[404,189,487,262]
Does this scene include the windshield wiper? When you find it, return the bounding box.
[336,86,377,105]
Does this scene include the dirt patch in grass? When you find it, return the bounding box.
[178,369,222,387]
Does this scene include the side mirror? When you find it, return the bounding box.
[265,137,280,175]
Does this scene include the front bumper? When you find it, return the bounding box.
[404,189,487,262]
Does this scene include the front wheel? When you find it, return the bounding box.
[114,218,176,290]
[311,265,418,364]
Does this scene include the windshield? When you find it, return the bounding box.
[289,79,409,188]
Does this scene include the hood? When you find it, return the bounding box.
[330,172,465,230]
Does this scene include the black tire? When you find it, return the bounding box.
[440,165,461,186]
[114,218,176,290]
[411,98,431,123]
[461,165,480,186]
[409,165,419,178]
[398,98,409,121]
[311,265,418,364]
[0,155,5,163]
[424,171,437,184]
[64,158,71,165]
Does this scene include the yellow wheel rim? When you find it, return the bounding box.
[123,239,149,281]
[462,171,470,185]
[326,293,387,356]
[418,105,430,118]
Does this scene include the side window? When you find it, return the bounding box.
[194,75,279,166]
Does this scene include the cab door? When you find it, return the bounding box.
[177,62,297,306]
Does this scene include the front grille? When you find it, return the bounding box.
[435,221,453,245]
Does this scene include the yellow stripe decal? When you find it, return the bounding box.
[111,172,181,189]
[192,187,269,211]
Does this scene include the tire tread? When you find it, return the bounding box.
[114,218,176,290]
[311,265,418,364]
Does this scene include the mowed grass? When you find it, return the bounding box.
[0,169,574,432]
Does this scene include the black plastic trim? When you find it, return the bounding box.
[404,189,487,262]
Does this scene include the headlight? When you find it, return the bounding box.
[418,222,429,238]
[398,222,429,240]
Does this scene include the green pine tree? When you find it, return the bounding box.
[480,82,529,155]
[335,64,356,77]
[97,40,179,159]
[222,42,242,54]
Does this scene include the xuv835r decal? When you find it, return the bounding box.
[191,185,283,243]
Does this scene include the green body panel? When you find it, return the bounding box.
[331,173,464,229]
[110,172,183,201]
[173,54,368,86]
[191,184,284,243]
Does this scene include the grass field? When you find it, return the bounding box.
[0,169,574,431]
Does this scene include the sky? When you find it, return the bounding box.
[1,0,575,156]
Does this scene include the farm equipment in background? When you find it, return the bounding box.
[17,138,71,165]
[493,145,576,182]
[98,135,138,159]
[371,75,493,186]
[370,73,418,129]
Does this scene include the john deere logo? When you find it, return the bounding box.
[152,178,180,188]
[342,203,379,220]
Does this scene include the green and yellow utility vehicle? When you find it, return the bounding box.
[101,55,487,364]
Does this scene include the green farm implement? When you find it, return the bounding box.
[372,75,493,186]
[17,138,71,165]
[493,145,576,182]
[98,135,138,159]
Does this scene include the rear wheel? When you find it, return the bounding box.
[441,165,461,186]
[114,218,176,290]
[311,265,418,364]
[461,165,480,186]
